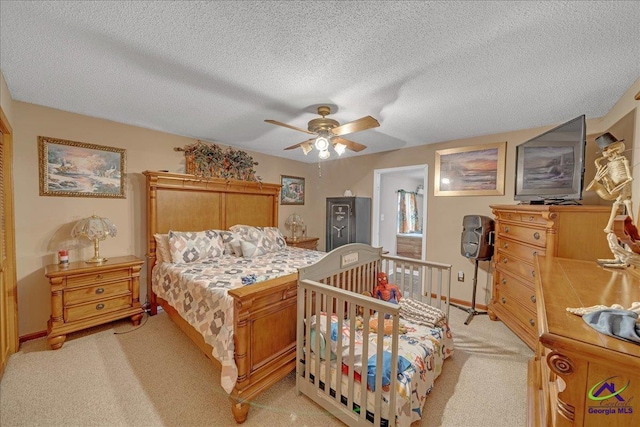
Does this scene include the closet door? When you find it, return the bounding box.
[0,110,18,379]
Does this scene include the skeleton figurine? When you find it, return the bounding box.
[586,132,635,266]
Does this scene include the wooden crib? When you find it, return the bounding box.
[296,243,453,426]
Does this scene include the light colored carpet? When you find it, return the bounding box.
[0,307,532,427]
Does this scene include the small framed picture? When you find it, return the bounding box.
[280,175,305,205]
[38,136,126,198]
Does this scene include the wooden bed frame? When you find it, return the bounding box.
[144,171,300,423]
[296,244,452,426]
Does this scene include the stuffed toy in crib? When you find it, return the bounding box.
[373,272,402,304]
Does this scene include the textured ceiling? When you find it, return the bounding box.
[1,1,639,163]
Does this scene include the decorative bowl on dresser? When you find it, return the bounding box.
[44,255,144,349]
[284,236,319,250]
[489,204,612,350]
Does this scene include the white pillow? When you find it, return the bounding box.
[154,233,172,263]
[168,230,224,263]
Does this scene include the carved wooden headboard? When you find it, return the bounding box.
[143,171,281,296]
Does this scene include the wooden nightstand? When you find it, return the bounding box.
[285,236,319,250]
[44,255,144,350]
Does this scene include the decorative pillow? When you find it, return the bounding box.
[229,224,263,242]
[154,233,172,263]
[240,240,269,258]
[257,226,287,250]
[168,230,224,263]
[216,230,243,257]
[231,224,283,256]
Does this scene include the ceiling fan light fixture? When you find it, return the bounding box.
[314,136,329,151]
[301,142,313,155]
[334,142,346,155]
[318,149,330,160]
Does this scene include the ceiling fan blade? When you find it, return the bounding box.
[265,119,315,135]
[284,138,315,151]
[333,137,367,152]
[330,116,379,136]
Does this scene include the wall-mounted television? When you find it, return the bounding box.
[514,115,586,204]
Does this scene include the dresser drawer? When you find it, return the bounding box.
[65,294,132,323]
[495,211,548,226]
[493,285,537,336]
[66,268,132,288]
[64,280,131,305]
[498,223,546,248]
[496,252,536,282]
[495,270,536,310]
[496,238,545,263]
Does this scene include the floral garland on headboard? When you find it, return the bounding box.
[175,140,260,182]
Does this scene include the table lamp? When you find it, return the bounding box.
[285,213,304,242]
[71,215,117,263]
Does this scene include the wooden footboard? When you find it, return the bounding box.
[157,273,299,424]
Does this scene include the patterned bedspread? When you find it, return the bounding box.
[306,315,454,426]
[152,247,325,393]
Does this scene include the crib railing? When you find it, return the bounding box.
[379,254,452,318]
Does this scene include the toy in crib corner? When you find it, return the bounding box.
[356,290,408,334]
[373,272,402,304]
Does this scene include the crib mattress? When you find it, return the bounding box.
[303,318,453,426]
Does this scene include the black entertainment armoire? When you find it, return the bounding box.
[326,197,371,252]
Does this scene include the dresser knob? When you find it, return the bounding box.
[531,270,535,278]
[96,303,105,310]
[501,297,506,304]
[501,278,506,285]
[503,243,509,249]
[505,226,510,233]
[531,295,536,303]
[529,216,534,221]
[96,274,103,280]
[533,232,540,240]
[529,319,535,327]
[95,288,105,294]
[503,258,508,264]
[533,251,537,256]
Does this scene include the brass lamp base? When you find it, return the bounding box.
[85,257,108,264]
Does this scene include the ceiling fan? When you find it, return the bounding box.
[265,106,379,159]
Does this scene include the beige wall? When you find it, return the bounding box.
[8,73,639,337]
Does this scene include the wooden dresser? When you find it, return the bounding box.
[45,255,144,349]
[396,235,422,259]
[489,205,612,349]
[530,256,640,427]
[285,236,319,250]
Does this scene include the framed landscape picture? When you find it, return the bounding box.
[435,141,506,196]
[280,175,305,205]
[38,136,126,198]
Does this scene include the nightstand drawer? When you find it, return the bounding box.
[64,280,131,305]
[65,294,132,322]
[66,268,132,288]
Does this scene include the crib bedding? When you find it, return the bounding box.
[152,247,325,393]
[304,315,454,426]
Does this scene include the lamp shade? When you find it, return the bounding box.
[71,215,117,263]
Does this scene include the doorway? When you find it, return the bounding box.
[372,165,428,259]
